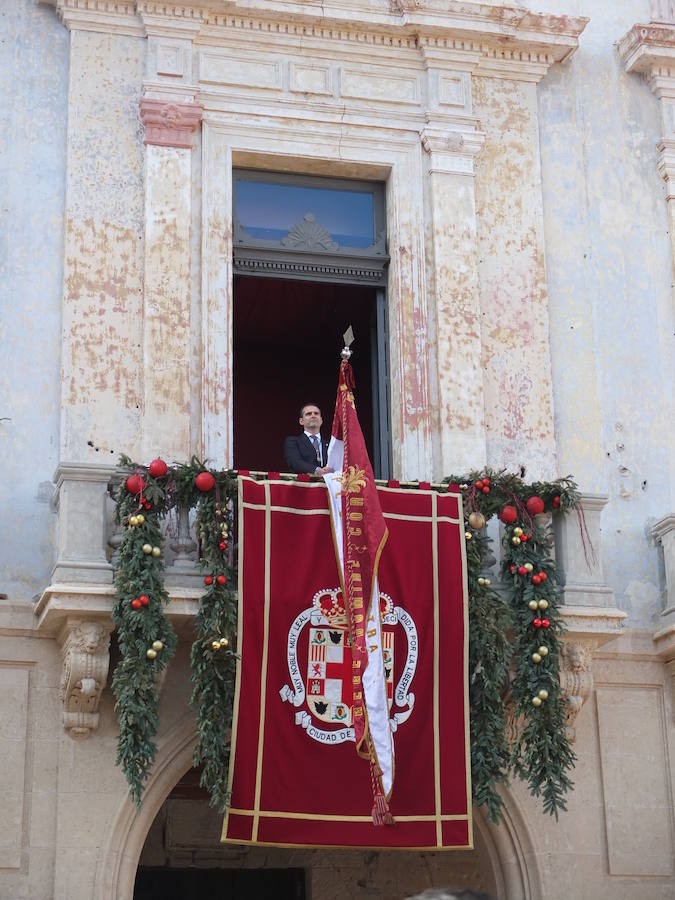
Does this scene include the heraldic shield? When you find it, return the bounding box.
[280,587,417,743]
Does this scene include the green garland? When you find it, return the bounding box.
[111,461,580,822]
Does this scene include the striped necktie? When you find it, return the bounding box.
[310,434,321,465]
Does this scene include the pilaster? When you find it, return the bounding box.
[421,120,487,476]
[139,98,202,461]
[619,22,675,292]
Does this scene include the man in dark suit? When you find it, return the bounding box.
[284,403,334,475]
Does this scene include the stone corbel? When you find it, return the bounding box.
[139,98,203,149]
[559,640,595,742]
[58,618,112,739]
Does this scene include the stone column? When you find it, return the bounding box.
[139,98,202,462]
[52,463,117,584]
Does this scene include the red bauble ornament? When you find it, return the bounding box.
[542,619,550,628]
[219,541,226,550]
[195,471,215,492]
[204,576,213,586]
[517,566,527,576]
[509,565,516,574]
[500,505,518,524]
[533,618,542,628]
[131,598,141,610]
[216,574,227,586]
[142,500,151,510]
[148,458,168,478]
[539,571,547,581]
[139,594,149,606]
[126,474,145,495]
[532,575,541,586]
[526,496,545,516]
[552,495,561,509]
[521,534,530,542]
[482,486,490,494]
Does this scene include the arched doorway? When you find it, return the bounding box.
[94,716,540,900]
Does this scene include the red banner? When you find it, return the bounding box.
[222,476,472,850]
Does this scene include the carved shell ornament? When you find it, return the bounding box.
[281,213,339,252]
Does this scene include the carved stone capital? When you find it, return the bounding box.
[618,22,675,77]
[420,125,485,175]
[58,619,112,739]
[139,98,202,148]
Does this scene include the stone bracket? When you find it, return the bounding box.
[58,618,113,739]
[139,98,203,148]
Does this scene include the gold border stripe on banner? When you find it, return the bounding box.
[221,477,246,844]
[227,808,469,823]
[457,490,474,844]
[432,490,442,847]
[241,502,331,516]
[252,481,273,842]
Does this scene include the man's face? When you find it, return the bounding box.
[299,405,322,434]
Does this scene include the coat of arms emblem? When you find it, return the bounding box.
[280,588,418,745]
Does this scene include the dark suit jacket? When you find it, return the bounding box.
[283,433,330,474]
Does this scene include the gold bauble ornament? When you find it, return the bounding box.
[538,646,549,656]
[478,577,485,586]
[129,516,138,526]
[524,563,533,572]
[151,546,161,557]
[142,543,153,554]
[468,512,486,530]
[136,514,145,525]
[465,531,472,540]
[211,641,221,651]
[538,599,549,610]
[532,696,542,707]
[219,637,229,647]
[146,648,157,659]
[538,689,549,700]
[528,600,539,610]
[152,640,164,651]
[484,577,491,586]
[511,536,521,545]
[532,652,542,663]
[513,527,523,537]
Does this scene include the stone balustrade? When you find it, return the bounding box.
[39,462,628,738]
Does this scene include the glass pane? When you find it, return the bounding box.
[235,178,376,248]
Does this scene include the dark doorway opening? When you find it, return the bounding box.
[134,866,306,900]
[233,275,389,476]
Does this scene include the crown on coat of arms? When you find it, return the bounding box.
[313,589,347,624]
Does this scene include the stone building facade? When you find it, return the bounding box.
[1,0,674,897]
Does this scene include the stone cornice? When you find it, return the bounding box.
[618,22,675,76]
[44,0,587,77]
[652,512,675,541]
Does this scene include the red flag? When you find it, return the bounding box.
[324,359,393,824]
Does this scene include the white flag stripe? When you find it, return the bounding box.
[323,437,394,797]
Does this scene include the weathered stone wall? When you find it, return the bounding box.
[0,0,68,599]
[535,0,675,626]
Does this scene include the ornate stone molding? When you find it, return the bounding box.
[58,619,112,738]
[139,98,202,148]
[45,0,587,82]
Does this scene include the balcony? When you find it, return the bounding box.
[36,461,633,740]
